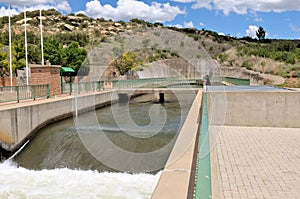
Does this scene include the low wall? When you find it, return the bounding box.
[207,91,300,128]
[219,67,285,85]
[152,91,202,199]
[0,77,16,87]
[0,91,117,154]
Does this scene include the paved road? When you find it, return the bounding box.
[210,126,300,199]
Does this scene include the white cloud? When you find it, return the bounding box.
[172,0,196,2]
[218,32,225,36]
[174,0,300,15]
[167,24,183,28]
[82,0,185,22]
[246,25,259,38]
[0,0,71,15]
[199,22,205,27]
[0,6,18,17]
[254,18,263,22]
[290,24,300,32]
[184,21,194,28]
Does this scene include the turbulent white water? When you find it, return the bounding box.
[0,160,161,199]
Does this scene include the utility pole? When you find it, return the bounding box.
[8,5,13,87]
[40,9,44,65]
[24,5,29,85]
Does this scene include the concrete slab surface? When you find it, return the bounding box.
[210,126,300,199]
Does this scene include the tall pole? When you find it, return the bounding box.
[24,5,29,85]
[8,5,13,87]
[40,9,44,66]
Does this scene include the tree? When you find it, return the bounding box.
[0,43,25,77]
[111,51,142,75]
[44,37,64,65]
[28,44,41,64]
[256,26,266,40]
[0,44,9,77]
[62,41,88,73]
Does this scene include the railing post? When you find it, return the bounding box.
[16,86,20,103]
[33,85,36,100]
[47,84,50,98]
[69,82,72,95]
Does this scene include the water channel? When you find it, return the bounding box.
[0,93,195,198]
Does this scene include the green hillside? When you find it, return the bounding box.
[0,9,299,87]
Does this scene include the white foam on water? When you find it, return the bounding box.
[0,160,161,199]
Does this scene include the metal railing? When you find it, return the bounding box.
[60,77,250,95]
[0,84,50,103]
[61,81,103,95]
[194,92,212,199]
[110,78,203,89]
[211,77,250,86]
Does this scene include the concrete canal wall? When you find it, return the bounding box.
[0,91,117,154]
[207,91,300,128]
[153,89,300,199]
[152,91,203,199]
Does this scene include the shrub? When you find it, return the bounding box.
[241,61,253,70]
[218,53,228,63]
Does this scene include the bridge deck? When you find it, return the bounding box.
[110,88,200,94]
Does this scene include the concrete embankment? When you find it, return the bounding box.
[0,91,118,156]
[152,90,203,199]
[207,91,300,128]
[153,89,300,199]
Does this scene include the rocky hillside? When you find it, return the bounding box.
[0,9,300,87]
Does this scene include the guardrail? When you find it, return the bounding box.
[0,84,50,103]
[61,77,250,95]
[194,92,212,199]
[61,81,103,95]
[211,77,250,86]
[111,78,203,89]
[223,77,250,85]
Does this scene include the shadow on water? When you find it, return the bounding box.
[14,94,194,173]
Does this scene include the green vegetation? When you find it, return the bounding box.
[53,32,90,47]
[0,32,88,76]
[237,41,300,65]
[1,9,300,85]
[62,41,88,72]
[111,48,179,75]
[241,61,253,70]
[111,52,142,75]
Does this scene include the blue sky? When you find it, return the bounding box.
[0,0,300,39]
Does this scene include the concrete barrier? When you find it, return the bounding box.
[152,90,203,199]
[0,91,117,154]
[207,91,300,128]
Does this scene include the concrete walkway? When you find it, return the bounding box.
[210,126,300,199]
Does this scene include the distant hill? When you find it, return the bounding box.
[0,9,300,87]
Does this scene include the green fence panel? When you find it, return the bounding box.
[195,93,212,199]
[224,77,250,85]
[61,81,103,95]
[0,84,50,103]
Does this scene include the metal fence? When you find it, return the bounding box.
[223,77,250,85]
[61,81,103,95]
[0,84,50,103]
[211,77,250,86]
[111,78,203,89]
[60,77,250,95]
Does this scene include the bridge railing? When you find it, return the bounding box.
[60,77,250,95]
[111,78,204,89]
[61,81,103,95]
[211,77,250,86]
[0,84,50,103]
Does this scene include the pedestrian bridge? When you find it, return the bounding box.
[61,77,250,95]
